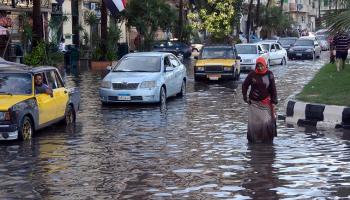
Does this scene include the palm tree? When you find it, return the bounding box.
[32,0,43,47]
[84,11,99,50]
[101,0,108,59]
[326,0,350,34]
[246,0,254,42]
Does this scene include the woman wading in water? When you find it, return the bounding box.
[242,57,278,143]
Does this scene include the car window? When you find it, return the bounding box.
[169,55,180,67]
[261,44,270,51]
[275,44,281,50]
[258,45,263,52]
[0,73,32,95]
[54,71,64,88]
[236,45,257,54]
[164,56,172,67]
[271,44,276,50]
[45,71,58,89]
[201,47,234,59]
[113,56,161,72]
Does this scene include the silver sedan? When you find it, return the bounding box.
[99,52,187,105]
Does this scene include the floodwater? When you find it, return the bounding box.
[1,52,350,199]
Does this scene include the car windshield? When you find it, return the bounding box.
[316,35,327,40]
[294,40,314,46]
[201,47,234,59]
[279,39,296,45]
[261,44,270,51]
[113,56,161,72]
[0,73,32,95]
[236,45,257,54]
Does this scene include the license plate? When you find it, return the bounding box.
[118,95,131,101]
[207,74,221,80]
[296,53,302,56]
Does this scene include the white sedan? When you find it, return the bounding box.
[257,41,288,66]
[99,52,187,105]
[236,43,269,72]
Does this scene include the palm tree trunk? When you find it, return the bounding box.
[280,0,284,11]
[246,0,254,43]
[101,0,108,60]
[266,0,271,8]
[32,0,43,47]
[177,0,184,42]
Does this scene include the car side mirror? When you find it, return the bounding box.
[194,55,199,60]
[165,66,174,72]
[106,66,112,71]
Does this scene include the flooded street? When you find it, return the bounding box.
[2,52,350,199]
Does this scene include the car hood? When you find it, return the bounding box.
[104,72,162,83]
[196,59,236,66]
[291,46,314,50]
[238,54,260,60]
[0,95,32,111]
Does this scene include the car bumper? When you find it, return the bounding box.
[99,87,161,103]
[0,124,18,140]
[288,52,313,59]
[240,64,255,72]
[194,72,234,80]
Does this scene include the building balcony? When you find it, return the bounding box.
[0,0,51,12]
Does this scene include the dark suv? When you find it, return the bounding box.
[152,41,192,58]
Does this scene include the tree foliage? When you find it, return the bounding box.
[325,0,350,35]
[188,0,236,42]
[125,0,176,51]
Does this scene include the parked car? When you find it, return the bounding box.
[288,38,322,59]
[153,41,192,58]
[256,41,288,65]
[194,45,241,81]
[236,43,269,72]
[99,52,187,105]
[278,37,298,52]
[316,35,330,51]
[0,65,80,141]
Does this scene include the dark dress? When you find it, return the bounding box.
[242,70,278,143]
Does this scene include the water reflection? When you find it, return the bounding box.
[242,144,280,200]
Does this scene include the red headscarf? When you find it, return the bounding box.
[255,57,268,75]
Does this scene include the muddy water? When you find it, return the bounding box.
[1,52,350,199]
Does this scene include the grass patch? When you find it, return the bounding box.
[296,63,350,107]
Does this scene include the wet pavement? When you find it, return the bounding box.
[2,52,350,199]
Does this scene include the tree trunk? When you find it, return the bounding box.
[177,0,184,42]
[280,0,284,12]
[256,0,261,28]
[246,0,254,43]
[32,0,43,47]
[266,0,271,8]
[318,0,321,18]
[101,0,108,60]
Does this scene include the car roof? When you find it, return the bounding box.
[257,41,274,45]
[236,43,259,46]
[297,37,315,41]
[0,64,58,74]
[203,45,233,48]
[278,37,298,40]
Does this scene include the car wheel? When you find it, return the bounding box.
[177,80,186,97]
[160,86,167,105]
[18,116,33,141]
[194,75,200,82]
[64,105,76,125]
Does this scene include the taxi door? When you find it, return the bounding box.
[47,70,69,119]
[35,72,57,125]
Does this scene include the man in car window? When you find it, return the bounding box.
[34,74,53,95]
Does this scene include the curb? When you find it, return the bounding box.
[285,100,350,129]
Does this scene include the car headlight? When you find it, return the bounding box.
[101,81,112,89]
[306,49,313,52]
[196,66,204,71]
[224,67,232,71]
[140,81,156,89]
[0,111,10,121]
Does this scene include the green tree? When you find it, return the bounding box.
[325,0,350,34]
[260,6,295,38]
[188,0,236,42]
[125,0,176,51]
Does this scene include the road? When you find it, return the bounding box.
[1,52,350,199]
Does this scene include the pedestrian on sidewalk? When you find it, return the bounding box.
[333,31,350,72]
[242,57,278,144]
